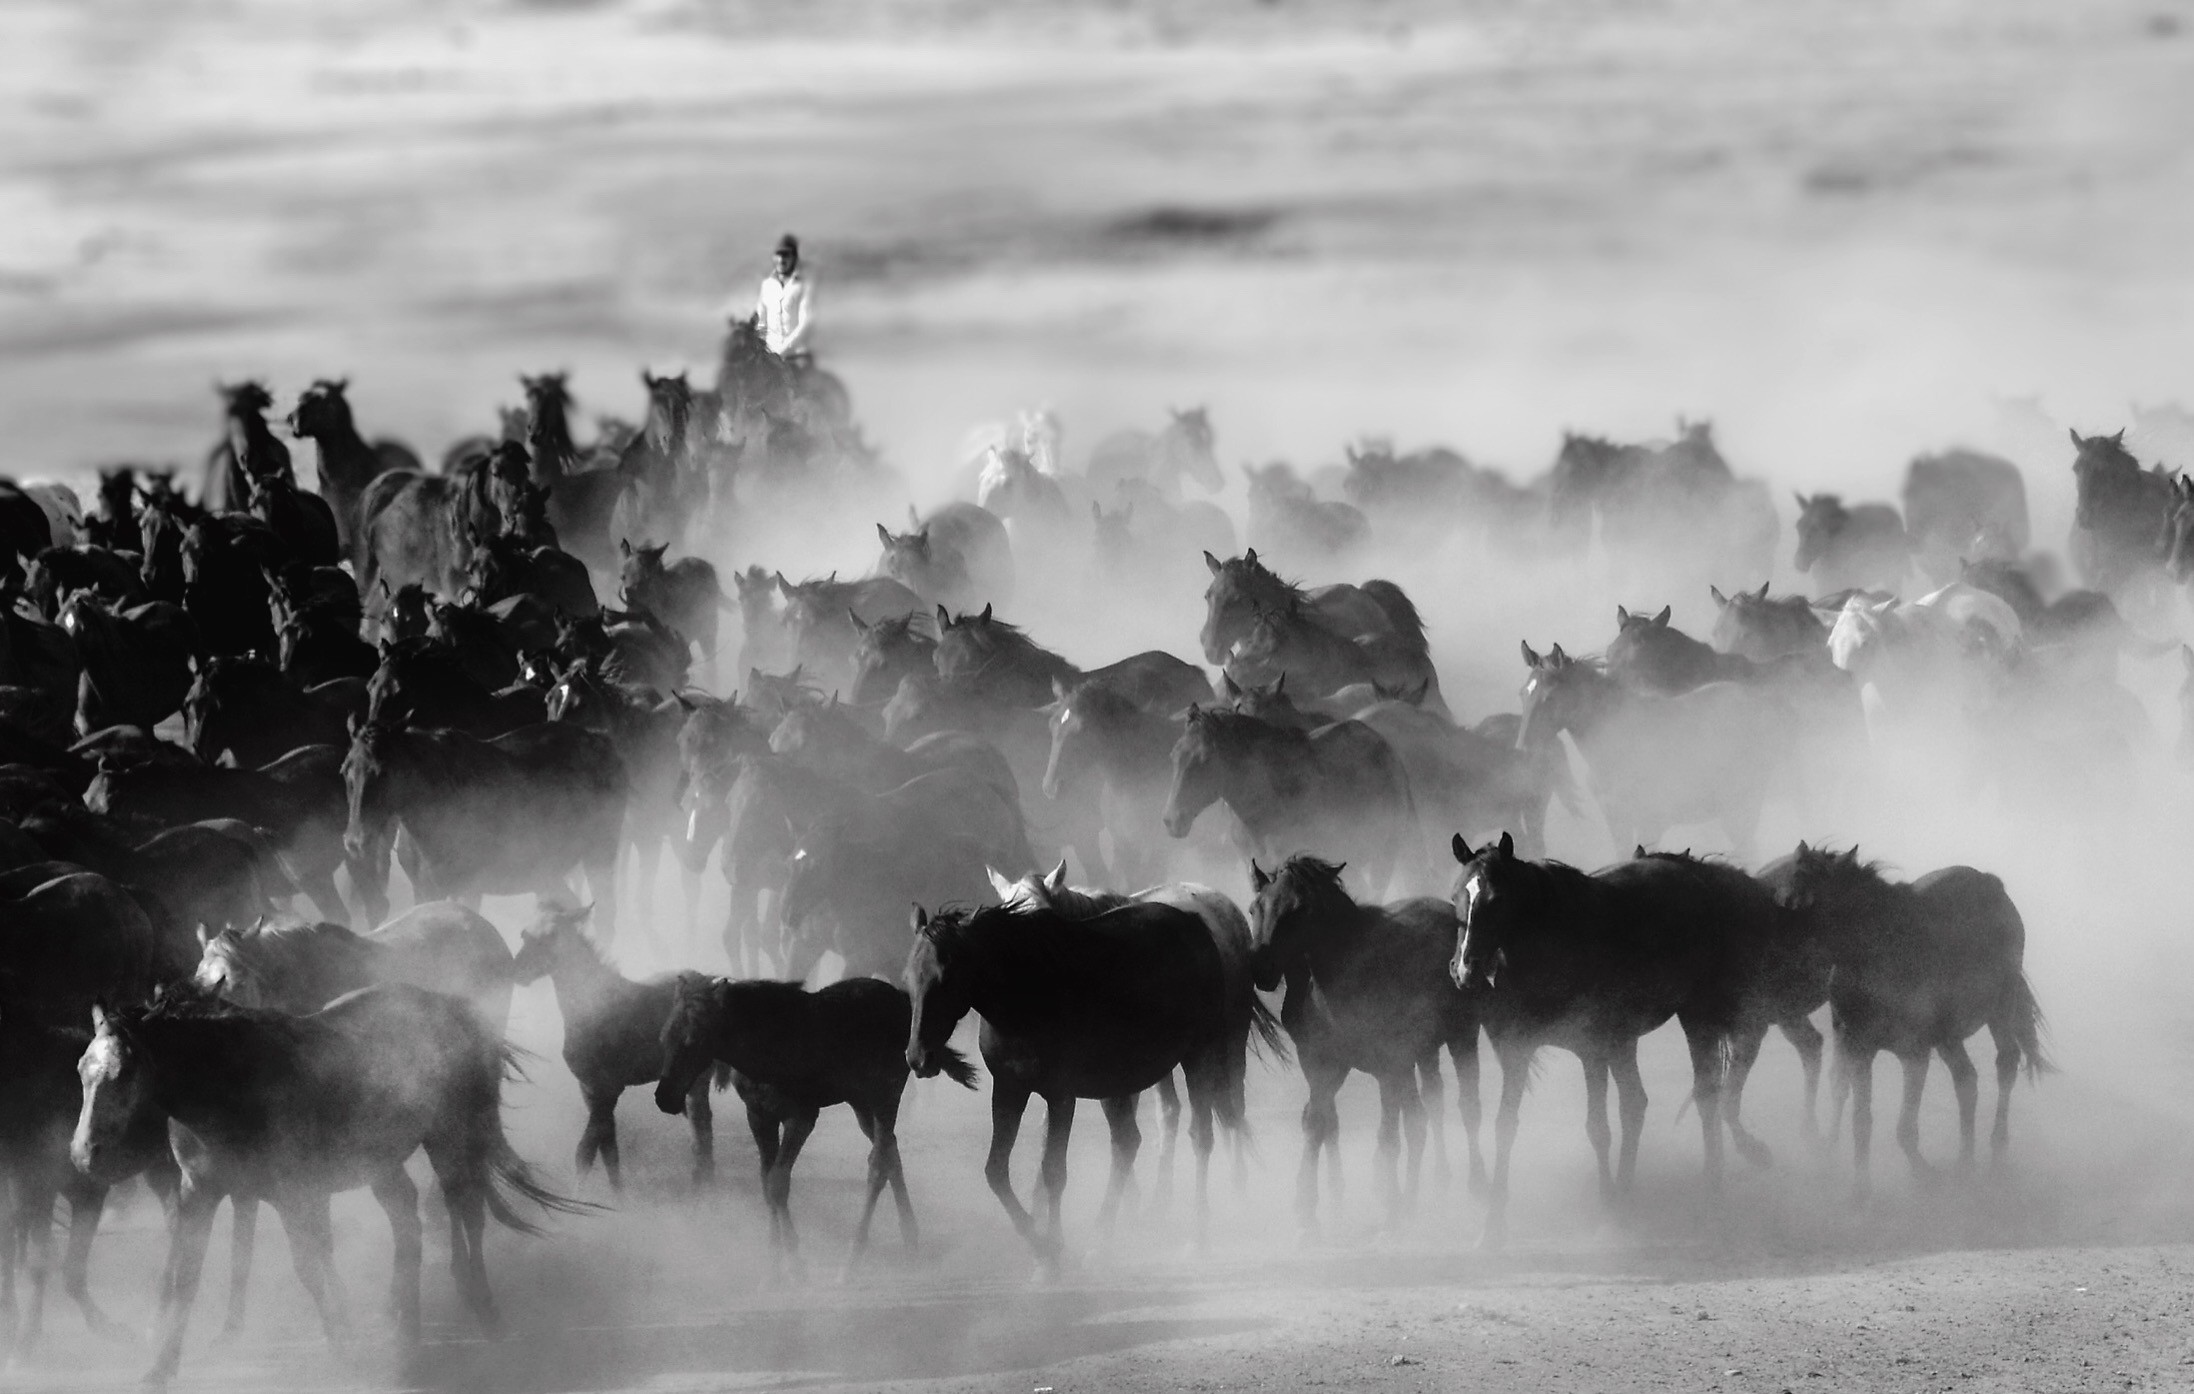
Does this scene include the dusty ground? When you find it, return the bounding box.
[8,0,2194,1390]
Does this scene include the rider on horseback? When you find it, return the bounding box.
[744,233,813,366]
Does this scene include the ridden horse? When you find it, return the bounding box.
[509,904,716,1190]
[1793,493,1910,594]
[1086,407,1222,500]
[72,986,585,1387]
[934,603,1212,714]
[1163,704,1421,898]
[1762,844,2048,1196]
[2068,427,2175,597]
[875,502,1016,613]
[903,900,1240,1266]
[1448,833,1750,1247]
[655,972,975,1274]
[340,719,626,941]
[1221,598,1447,715]
[193,903,516,1033]
[1198,549,1423,667]
[1517,641,1795,860]
[286,378,410,568]
[1247,856,1480,1235]
[1709,581,1828,662]
[1902,448,2029,579]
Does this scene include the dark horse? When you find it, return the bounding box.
[72,986,586,1388]
[286,378,410,568]
[2068,427,2175,597]
[1199,549,1425,667]
[655,971,975,1274]
[933,603,1212,714]
[1448,833,1752,1247]
[1247,856,1481,1235]
[904,901,1241,1266]
[1761,843,2048,1197]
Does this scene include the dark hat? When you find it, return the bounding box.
[775,233,799,257]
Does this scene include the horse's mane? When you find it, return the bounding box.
[867,611,935,645]
[1218,552,1309,606]
[114,987,313,1074]
[1269,854,1359,910]
[1185,705,1302,749]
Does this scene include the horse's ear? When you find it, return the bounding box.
[674,691,697,711]
[1046,860,1068,894]
[1497,831,1515,859]
[346,713,359,738]
[985,866,1014,899]
[1616,605,1632,627]
[2067,427,2084,448]
[2111,428,2126,445]
[90,1004,107,1034]
[1204,550,1222,575]
[1451,833,1472,863]
[619,538,631,557]
[848,608,868,633]
[773,571,792,597]
[1793,491,1808,510]
[1634,844,1648,859]
[1549,643,1568,665]
[910,904,929,931]
[876,522,893,547]
[1756,580,1770,600]
[1795,839,1810,855]
[1243,547,1258,566]
[1709,585,1727,606]
[1520,640,1541,668]
[1272,672,1286,695]
[937,604,953,629]
[194,923,210,948]
[1249,859,1269,890]
[1652,606,1671,627]
[979,603,992,623]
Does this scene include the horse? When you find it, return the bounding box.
[546,659,690,940]
[341,718,626,941]
[519,372,632,574]
[698,753,855,974]
[903,899,1240,1265]
[1042,675,1190,888]
[357,452,502,626]
[194,902,515,1032]
[72,986,586,1387]
[1339,440,1544,546]
[769,697,1019,808]
[975,446,1076,556]
[773,572,924,688]
[247,469,342,572]
[1546,423,1779,583]
[731,566,793,676]
[618,540,726,676]
[1199,549,1423,667]
[55,593,185,738]
[24,544,143,619]
[848,610,936,706]
[1448,833,1751,1247]
[1086,407,1222,499]
[1517,641,1796,860]
[466,531,599,619]
[1761,844,2048,1197]
[204,381,290,513]
[1605,604,1761,696]
[656,971,974,1273]
[2068,427,2176,597]
[365,637,547,737]
[875,502,1016,612]
[933,603,1212,714]
[1243,462,1369,561]
[509,903,717,1189]
[182,655,354,768]
[1247,856,1480,1234]
[1792,493,1910,594]
[1220,598,1447,715]
[608,370,706,552]
[1708,581,1829,662]
[554,609,688,695]
[1902,448,2029,579]
[286,378,410,567]
[179,514,283,659]
[1162,704,1422,898]
[1342,697,1569,862]
[1825,584,2023,725]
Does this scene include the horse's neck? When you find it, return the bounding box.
[548,946,627,1018]
[1101,708,1176,781]
[145,1016,294,1136]
[1208,729,1295,824]
[1292,888,1371,984]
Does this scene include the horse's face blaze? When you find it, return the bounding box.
[1449,867,1506,989]
[73,1027,144,1182]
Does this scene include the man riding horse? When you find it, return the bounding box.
[731,233,814,366]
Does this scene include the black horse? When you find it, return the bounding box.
[2068,427,2175,597]
[655,972,974,1274]
[904,900,1240,1267]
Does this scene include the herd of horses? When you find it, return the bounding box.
[10,326,2188,1385]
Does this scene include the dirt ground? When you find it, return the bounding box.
[8,0,2194,1390]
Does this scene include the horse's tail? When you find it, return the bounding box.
[2002,970,2053,1082]
[929,1042,981,1090]
[1360,579,1428,655]
[480,1041,602,1236]
[1248,991,1289,1065]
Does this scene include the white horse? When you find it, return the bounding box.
[1829,582,2023,733]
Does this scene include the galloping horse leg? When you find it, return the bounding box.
[578,1086,623,1191]
[744,1104,786,1257]
[1609,1039,1650,1197]
[768,1109,818,1278]
[424,1139,498,1338]
[2,1176,26,1354]
[1845,1045,1877,1202]
[1036,1094,1077,1258]
[1779,1014,1827,1145]
[368,1168,423,1353]
[1680,1022,1728,1192]
[684,1076,715,1185]
[1417,1049,1451,1190]
[1186,1070,1217,1253]
[143,1181,220,1387]
[1987,1021,2021,1166]
[1481,1040,1535,1251]
[1151,1075,1181,1214]
[1718,1024,1772,1168]
[1937,1037,1981,1172]
[1094,1095,1141,1237]
[1893,1050,1936,1182]
[221,1196,258,1338]
[1450,1036,1488,1195]
[876,1092,920,1251]
[846,1096,915,1269]
[980,1082,1052,1266]
[1383,1069,1427,1222]
[273,1194,351,1351]
[1579,1050,1615,1200]
[57,1177,123,1338]
[1295,1061,1346,1239]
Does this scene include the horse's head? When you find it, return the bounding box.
[1762,840,1877,928]
[73,1003,160,1183]
[1162,703,1241,838]
[190,924,268,1006]
[1247,855,1348,991]
[1613,604,1672,635]
[640,369,694,444]
[339,715,409,860]
[2160,475,2194,580]
[1448,832,1525,989]
[286,378,352,440]
[1825,594,1899,674]
[617,540,670,597]
[849,611,931,707]
[217,380,275,422]
[2069,428,2136,528]
[1707,581,1804,660]
[1515,641,1604,750]
[653,970,724,1116]
[931,603,999,683]
[903,905,977,1078]
[1198,547,1274,663]
[510,900,597,985]
[1790,492,1847,573]
[1042,675,1126,800]
[381,583,434,645]
[1165,406,1222,493]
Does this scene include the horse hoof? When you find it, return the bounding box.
[1735,1136,1774,1169]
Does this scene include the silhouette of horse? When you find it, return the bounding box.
[1243,461,1369,561]
[194,903,515,1032]
[876,502,1016,612]
[203,381,290,514]
[547,659,691,941]
[73,986,586,1386]
[2068,427,2175,596]
[1042,674,1190,888]
[1902,448,2028,579]
[1346,696,1568,862]
[731,565,793,676]
[1604,604,1762,696]
[1708,582,1828,662]
[509,904,716,1190]
[466,531,598,619]
[773,572,924,688]
[1763,844,2048,1197]
[656,972,975,1274]
[619,540,726,675]
[934,603,1212,714]
[1199,549,1424,666]
[1087,407,1222,499]
[1792,493,1910,594]
[182,655,354,768]
[24,544,143,619]
[1546,423,1778,583]
[56,593,186,737]
[366,637,548,737]
[1248,856,1481,1234]
[904,899,1240,1266]
[1448,833,1749,1247]
[848,610,936,706]
[1221,598,1446,714]
[286,379,411,567]
[358,454,502,625]
[519,373,633,574]
[1164,704,1421,897]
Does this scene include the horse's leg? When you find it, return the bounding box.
[1846,1046,1876,1202]
[1036,1094,1077,1260]
[982,1083,1050,1265]
[424,1139,498,1339]
[219,1196,258,1339]
[15,1174,56,1355]
[1894,1050,1934,1181]
[877,1092,920,1252]
[1418,1050,1450,1190]
[1186,1064,1218,1252]
[579,1087,623,1192]
[1295,1062,1344,1239]
[2,1173,29,1355]
[1391,1069,1428,1221]
[1580,1050,1615,1201]
[1152,1076,1180,1215]
[143,1182,220,1387]
[1680,1023,1728,1191]
[769,1109,818,1278]
[845,1103,888,1268]
[273,1195,350,1351]
[1450,1036,1487,1195]
[1938,1037,1981,1173]
[369,1168,422,1356]
[1988,1022,2020,1166]
[1610,1039,1650,1197]
[1483,1040,1534,1251]
[685,1076,716,1186]
[1095,1095,1141,1238]
[1780,1014,1827,1145]
[581,850,618,951]
[744,1104,786,1260]
[57,1178,121,1338]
